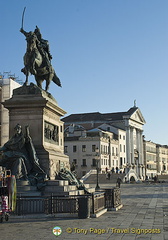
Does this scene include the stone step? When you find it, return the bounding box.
[17,191,42,197]
[43,185,77,193]
[84,173,125,183]
[16,180,30,186]
[43,189,85,196]
[83,184,90,188]
[85,187,95,193]
[45,180,69,186]
[17,185,37,191]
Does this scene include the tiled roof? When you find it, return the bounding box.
[62,107,138,123]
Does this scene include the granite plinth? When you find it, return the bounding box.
[3,83,70,179]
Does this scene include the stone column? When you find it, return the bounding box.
[139,130,144,165]
[126,126,131,165]
[130,126,134,164]
[136,129,144,178]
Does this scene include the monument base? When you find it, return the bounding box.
[3,83,70,179]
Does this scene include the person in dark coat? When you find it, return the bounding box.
[116,177,122,188]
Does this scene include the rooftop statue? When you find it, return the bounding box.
[0,124,46,189]
[20,8,61,91]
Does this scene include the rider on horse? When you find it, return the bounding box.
[34,26,52,61]
[20,26,52,75]
[20,25,61,91]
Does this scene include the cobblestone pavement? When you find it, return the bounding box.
[0,182,168,240]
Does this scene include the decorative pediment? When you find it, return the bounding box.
[130,108,146,125]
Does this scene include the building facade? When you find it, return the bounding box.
[98,124,126,171]
[143,140,157,178]
[143,140,168,178]
[62,105,146,180]
[64,125,119,178]
[156,144,168,175]
[0,77,21,146]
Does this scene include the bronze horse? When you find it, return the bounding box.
[20,28,61,91]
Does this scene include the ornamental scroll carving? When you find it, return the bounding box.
[44,121,59,144]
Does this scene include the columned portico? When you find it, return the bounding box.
[123,108,146,180]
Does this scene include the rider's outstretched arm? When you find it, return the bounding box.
[20,28,28,37]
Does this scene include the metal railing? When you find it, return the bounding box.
[15,196,48,215]
[91,192,105,214]
[13,189,120,216]
[14,194,89,216]
[104,188,121,209]
[50,195,78,214]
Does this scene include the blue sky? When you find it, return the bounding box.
[1,0,168,145]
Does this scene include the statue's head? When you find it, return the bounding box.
[34,26,42,40]
[14,124,22,134]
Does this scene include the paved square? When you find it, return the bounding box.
[0,182,168,240]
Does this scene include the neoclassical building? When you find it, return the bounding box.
[62,104,146,180]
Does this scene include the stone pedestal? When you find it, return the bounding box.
[3,83,69,179]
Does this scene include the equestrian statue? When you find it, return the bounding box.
[20,8,61,91]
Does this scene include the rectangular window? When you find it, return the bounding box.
[64,146,68,153]
[73,159,77,164]
[73,145,77,152]
[112,147,114,155]
[82,145,86,152]
[82,159,86,166]
[120,144,122,152]
[92,145,96,152]
[92,159,97,166]
[120,157,123,166]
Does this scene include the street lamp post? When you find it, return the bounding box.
[95,147,100,190]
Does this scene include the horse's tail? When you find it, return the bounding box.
[52,71,62,87]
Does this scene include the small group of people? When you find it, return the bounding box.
[105,167,125,175]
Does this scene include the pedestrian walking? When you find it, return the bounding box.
[116,177,122,188]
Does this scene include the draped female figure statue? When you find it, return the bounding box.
[0,124,46,189]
